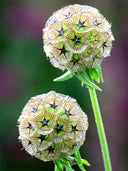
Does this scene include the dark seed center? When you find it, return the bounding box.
[71,58,80,65]
[65,109,72,117]
[47,146,55,154]
[93,19,101,26]
[58,27,65,36]
[55,124,63,134]
[65,12,73,19]
[77,20,85,29]
[32,107,38,113]
[58,46,68,56]
[27,123,33,130]
[71,125,78,133]
[38,134,46,143]
[40,118,50,127]
[71,35,81,45]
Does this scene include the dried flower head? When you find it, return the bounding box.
[18,91,88,161]
[43,4,114,72]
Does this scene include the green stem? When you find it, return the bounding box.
[88,88,112,171]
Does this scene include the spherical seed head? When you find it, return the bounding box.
[43,4,114,72]
[18,91,88,161]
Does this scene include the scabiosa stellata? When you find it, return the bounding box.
[42,4,114,171]
[18,91,88,162]
[43,4,114,72]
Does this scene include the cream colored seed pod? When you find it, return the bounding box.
[43,4,114,72]
[18,91,88,161]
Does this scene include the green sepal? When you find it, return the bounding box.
[55,164,60,171]
[95,65,104,83]
[86,66,104,83]
[68,155,90,167]
[53,67,103,91]
[54,160,63,171]
[74,151,86,171]
[81,159,90,167]
[54,151,90,171]
[60,158,75,171]
[75,71,102,91]
[54,70,75,82]
[88,68,100,83]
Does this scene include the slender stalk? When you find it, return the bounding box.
[88,88,112,171]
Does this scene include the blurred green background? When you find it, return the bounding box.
[0,0,128,170]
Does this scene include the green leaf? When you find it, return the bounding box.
[54,70,75,82]
[81,159,90,167]
[75,71,102,91]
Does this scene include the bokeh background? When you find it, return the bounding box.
[0,0,128,170]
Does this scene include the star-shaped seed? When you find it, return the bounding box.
[26,123,33,130]
[55,123,63,134]
[28,140,32,145]
[32,107,38,113]
[65,12,73,19]
[40,118,50,127]
[102,41,108,52]
[65,109,72,117]
[38,134,46,143]
[58,45,68,56]
[71,125,78,133]
[50,102,58,109]
[77,20,86,29]
[47,146,55,154]
[52,19,57,24]
[72,143,77,148]
[70,58,79,65]
[93,19,101,26]
[57,27,65,37]
[71,35,81,45]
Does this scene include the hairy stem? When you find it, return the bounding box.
[88,88,112,171]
